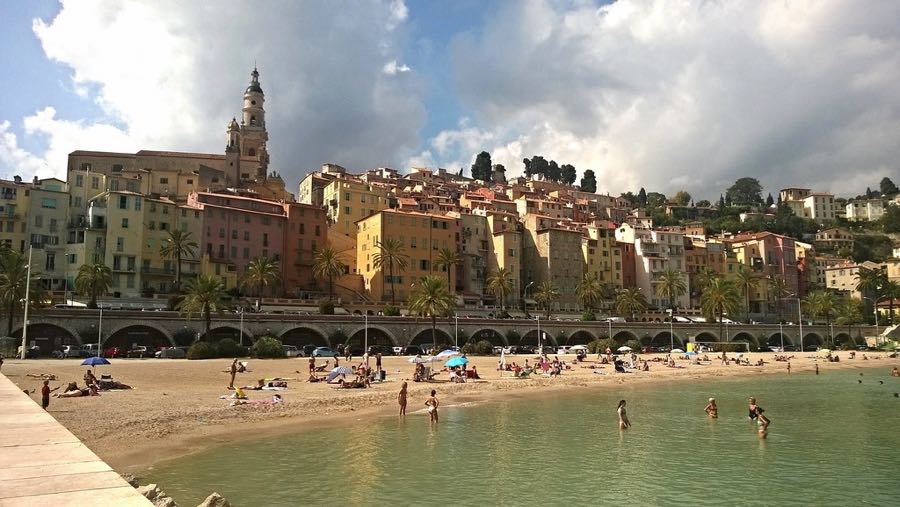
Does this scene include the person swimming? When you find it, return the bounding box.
[617,399,631,429]
[705,398,718,418]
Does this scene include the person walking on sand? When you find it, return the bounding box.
[308,356,316,375]
[705,398,718,418]
[617,400,631,429]
[40,380,59,410]
[229,359,239,389]
[398,381,408,416]
[425,389,439,423]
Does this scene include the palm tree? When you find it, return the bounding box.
[695,267,718,293]
[835,298,864,345]
[534,281,561,319]
[655,269,687,315]
[0,248,46,336]
[372,238,408,305]
[159,229,198,292]
[733,265,759,323]
[177,275,230,340]
[486,267,514,310]
[855,266,887,318]
[313,247,345,301]
[767,274,788,320]
[882,280,899,325]
[615,288,648,322]
[74,262,112,309]
[576,273,603,312]
[700,276,740,342]
[434,248,461,293]
[408,276,455,353]
[803,292,836,344]
[241,257,281,310]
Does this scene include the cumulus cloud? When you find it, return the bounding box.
[434,0,900,198]
[382,60,411,75]
[2,0,424,181]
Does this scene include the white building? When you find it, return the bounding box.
[845,199,884,221]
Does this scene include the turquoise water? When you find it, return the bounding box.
[147,368,900,506]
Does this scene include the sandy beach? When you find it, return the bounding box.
[2,351,897,474]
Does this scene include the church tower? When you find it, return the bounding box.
[227,67,270,184]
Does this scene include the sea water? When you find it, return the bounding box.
[146,367,900,506]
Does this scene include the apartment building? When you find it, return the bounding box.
[845,199,884,221]
[0,177,33,253]
[814,228,853,252]
[482,210,522,307]
[727,232,800,313]
[522,214,583,307]
[582,223,616,287]
[323,177,390,237]
[455,212,489,301]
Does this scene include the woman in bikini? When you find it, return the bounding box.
[617,399,631,429]
[748,397,760,421]
[398,381,408,416]
[705,397,718,418]
[425,389,439,423]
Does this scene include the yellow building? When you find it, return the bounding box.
[484,210,522,307]
[323,177,390,237]
[582,224,615,286]
[357,209,459,303]
[0,177,34,253]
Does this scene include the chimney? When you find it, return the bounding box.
[33,176,39,185]
[13,175,22,184]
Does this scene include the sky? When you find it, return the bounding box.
[1,0,899,201]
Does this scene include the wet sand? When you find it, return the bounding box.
[2,351,896,474]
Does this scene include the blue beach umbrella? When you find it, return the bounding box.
[82,357,111,367]
[445,356,469,368]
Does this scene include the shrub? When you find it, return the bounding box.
[581,311,596,322]
[588,338,617,355]
[173,327,198,346]
[319,301,335,315]
[461,339,494,355]
[626,339,642,353]
[187,341,217,360]
[217,338,248,358]
[383,305,400,316]
[252,336,285,358]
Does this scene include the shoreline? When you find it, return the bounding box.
[4,353,896,475]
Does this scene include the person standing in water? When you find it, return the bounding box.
[756,407,771,438]
[787,362,791,374]
[398,381,408,416]
[617,400,631,429]
[704,398,718,418]
[425,389,439,423]
[748,397,760,420]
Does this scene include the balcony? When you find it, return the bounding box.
[141,267,174,275]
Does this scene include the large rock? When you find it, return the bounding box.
[196,492,231,507]
[137,484,160,500]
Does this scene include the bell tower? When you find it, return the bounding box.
[238,67,269,182]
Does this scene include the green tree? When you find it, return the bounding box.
[74,262,112,309]
[655,269,687,313]
[313,246,345,302]
[804,291,837,334]
[880,177,899,197]
[767,274,789,320]
[725,177,763,206]
[732,265,759,322]
[530,156,549,179]
[547,160,561,182]
[696,199,711,207]
[486,267,514,310]
[560,164,577,185]
[372,238,408,305]
[695,267,718,293]
[471,151,492,181]
[408,276,455,353]
[177,275,230,340]
[434,248,461,293]
[534,281,560,319]
[882,205,900,233]
[580,169,597,192]
[673,190,691,206]
[0,248,46,336]
[882,280,899,325]
[835,298,864,340]
[576,273,603,312]
[765,193,775,206]
[522,158,533,178]
[700,277,740,341]
[615,288,648,321]
[241,257,281,309]
[159,229,198,292]
[638,188,647,206]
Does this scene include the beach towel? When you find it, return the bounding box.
[261,386,287,391]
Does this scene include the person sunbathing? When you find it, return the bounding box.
[97,379,132,390]
[244,379,267,390]
[55,385,99,398]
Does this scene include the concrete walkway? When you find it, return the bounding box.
[0,373,151,506]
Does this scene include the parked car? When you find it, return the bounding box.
[18,345,41,358]
[672,316,693,323]
[641,346,660,354]
[767,346,783,353]
[302,345,318,357]
[127,346,151,358]
[282,345,302,358]
[312,346,337,357]
[103,347,126,358]
[155,347,186,359]
[55,345,88,359]
[366,345,393,356]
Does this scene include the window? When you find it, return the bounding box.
[243,247,249,259]
[263,233,269,247]
[345,192,351,200]
[74,196,82,208]
[119,196,127,209]
[159,177,169,185]
[149,221,156,230]
[299,223,305,234]
[186,179,193,185]
[315,225,320,236]
[344,206,351,215]
[245,215,250,224]
[110,180,119,191]
[262,249,268,258]
[231,246,237,258]
[127,274,135,289]
[34,215,43,227]
[244,231,249,241]
[75,175,84,187]
[231,230,237,240]
[121,218,129,228]
[219,228,225,238]
[160,222,169,231]
[411,237,417,248]
[311,239,317,252]
[262,216,271,225]
[112,164,123,172]
[68,253,77,264]
[41,198,57,209]
[45,253,55,271]
[509,248,515,257]
[135,197,141,211]
[420,259,430,270]
[218,244,225,257]
[127,256,135,271]
[113,255,122,270]
[361,194,366,203]
[91,177,99,189]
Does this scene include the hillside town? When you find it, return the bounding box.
[2,68,899,326]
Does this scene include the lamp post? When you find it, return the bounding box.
[524,281,535,315]
[536,315,541,354]
[238,308,244,346]
[666,308,674,351]
[454,314,458,349]
[19,246,33,359]
[861,296,885,347]
[97,307,103,357]
[780,296,802,352]
[778,321,784,352]
[364,313,369,367]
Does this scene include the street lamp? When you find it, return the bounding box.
[861,296,887,346]
[780,295,803,352]
[19,246,33,360]
[238,308,245,346]
[524,281,535,315]
[97,307,103,357]
[454,314,459,349]
[535,315,541,354]
[666,308,674,351]
[778,321,784,352]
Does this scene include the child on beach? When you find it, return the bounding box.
[757,408,770,438]
[41,380,59,410]
[398,381,408,416]
[748,397,759,420]
[425,389,439,423]
[617,400,631,429]
[704,398,718,418]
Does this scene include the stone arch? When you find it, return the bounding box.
[468,328,506,346]
[279,327,329,348]
[105,325,173,349]
[802,332,824,351]
[694,331,719,343]
[612,330,637,344]
[521,329,558,347]
[565,330,596,345]
[834,332,854,346]
[766,332,794,349]
[347,326,396,352]
[12,324,80,356]
[651,331,683,348]
[207,325,252,343]
[410,328,453,349]
[731,332,758,350]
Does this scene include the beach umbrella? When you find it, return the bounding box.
[569,345,588,352]
[408,356,426,364]
[326,366,354,382]
[617,346,632,353]
[81,357,110,367]
[435,349,460,359]
[445,356,469,368]
[671,348,685,354]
